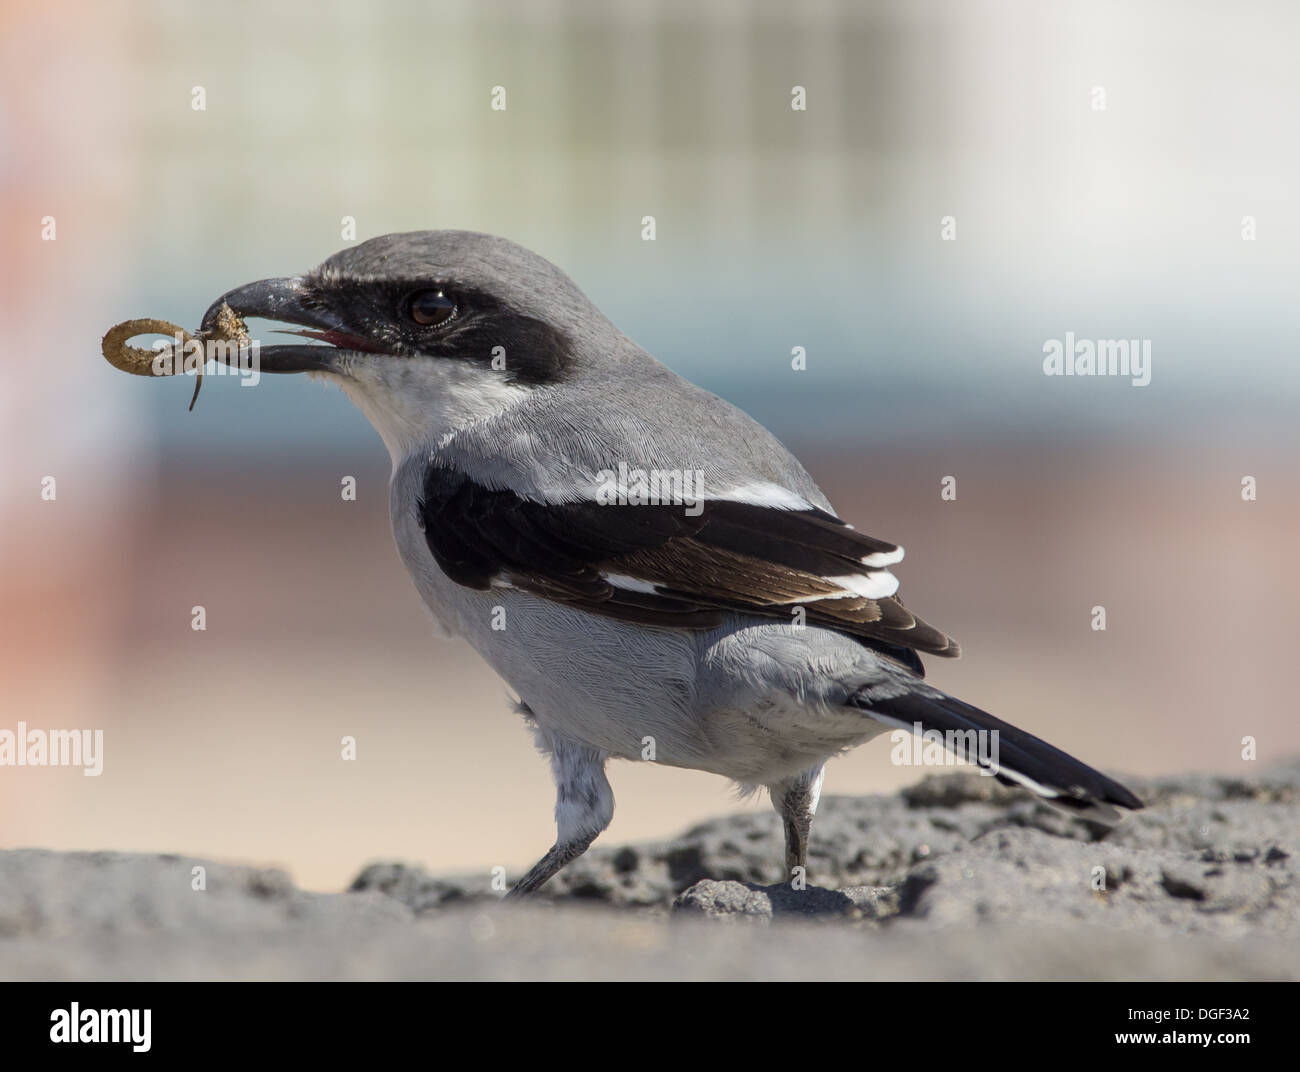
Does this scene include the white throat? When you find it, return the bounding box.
[321,354,531,467]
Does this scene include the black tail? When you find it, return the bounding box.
[854,686,1143,822]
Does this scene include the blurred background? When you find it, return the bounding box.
[2,0,1297,891]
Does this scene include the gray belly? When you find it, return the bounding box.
[393,486,886,785]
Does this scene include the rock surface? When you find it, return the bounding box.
[2,762,1297,980]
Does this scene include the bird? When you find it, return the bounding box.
[198,230,1143,896]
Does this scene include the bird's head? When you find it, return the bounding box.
[201,230,604,460]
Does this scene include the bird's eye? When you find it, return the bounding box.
[406,290,456,326]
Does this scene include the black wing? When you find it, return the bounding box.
[418,466,959,660]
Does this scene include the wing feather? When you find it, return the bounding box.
[418,466,960,658]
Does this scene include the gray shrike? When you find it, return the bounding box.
[199,231,1142,895]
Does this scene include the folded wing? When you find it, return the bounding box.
[418,466,960,658]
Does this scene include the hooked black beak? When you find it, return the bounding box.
[200,277,380,373]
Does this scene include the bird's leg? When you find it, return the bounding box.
[768,764,826,883]
[506,732,613,899]
[505,836,597,898]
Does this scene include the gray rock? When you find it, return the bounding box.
[672,879,873,920]
[0,850,412,941]
[2,760,1298,979]
[896,826,1296,935]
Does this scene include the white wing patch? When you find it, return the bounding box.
[861,546,905,567]
[708,481,815,511]
[601,573,660,593]
[808,571,900,601]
